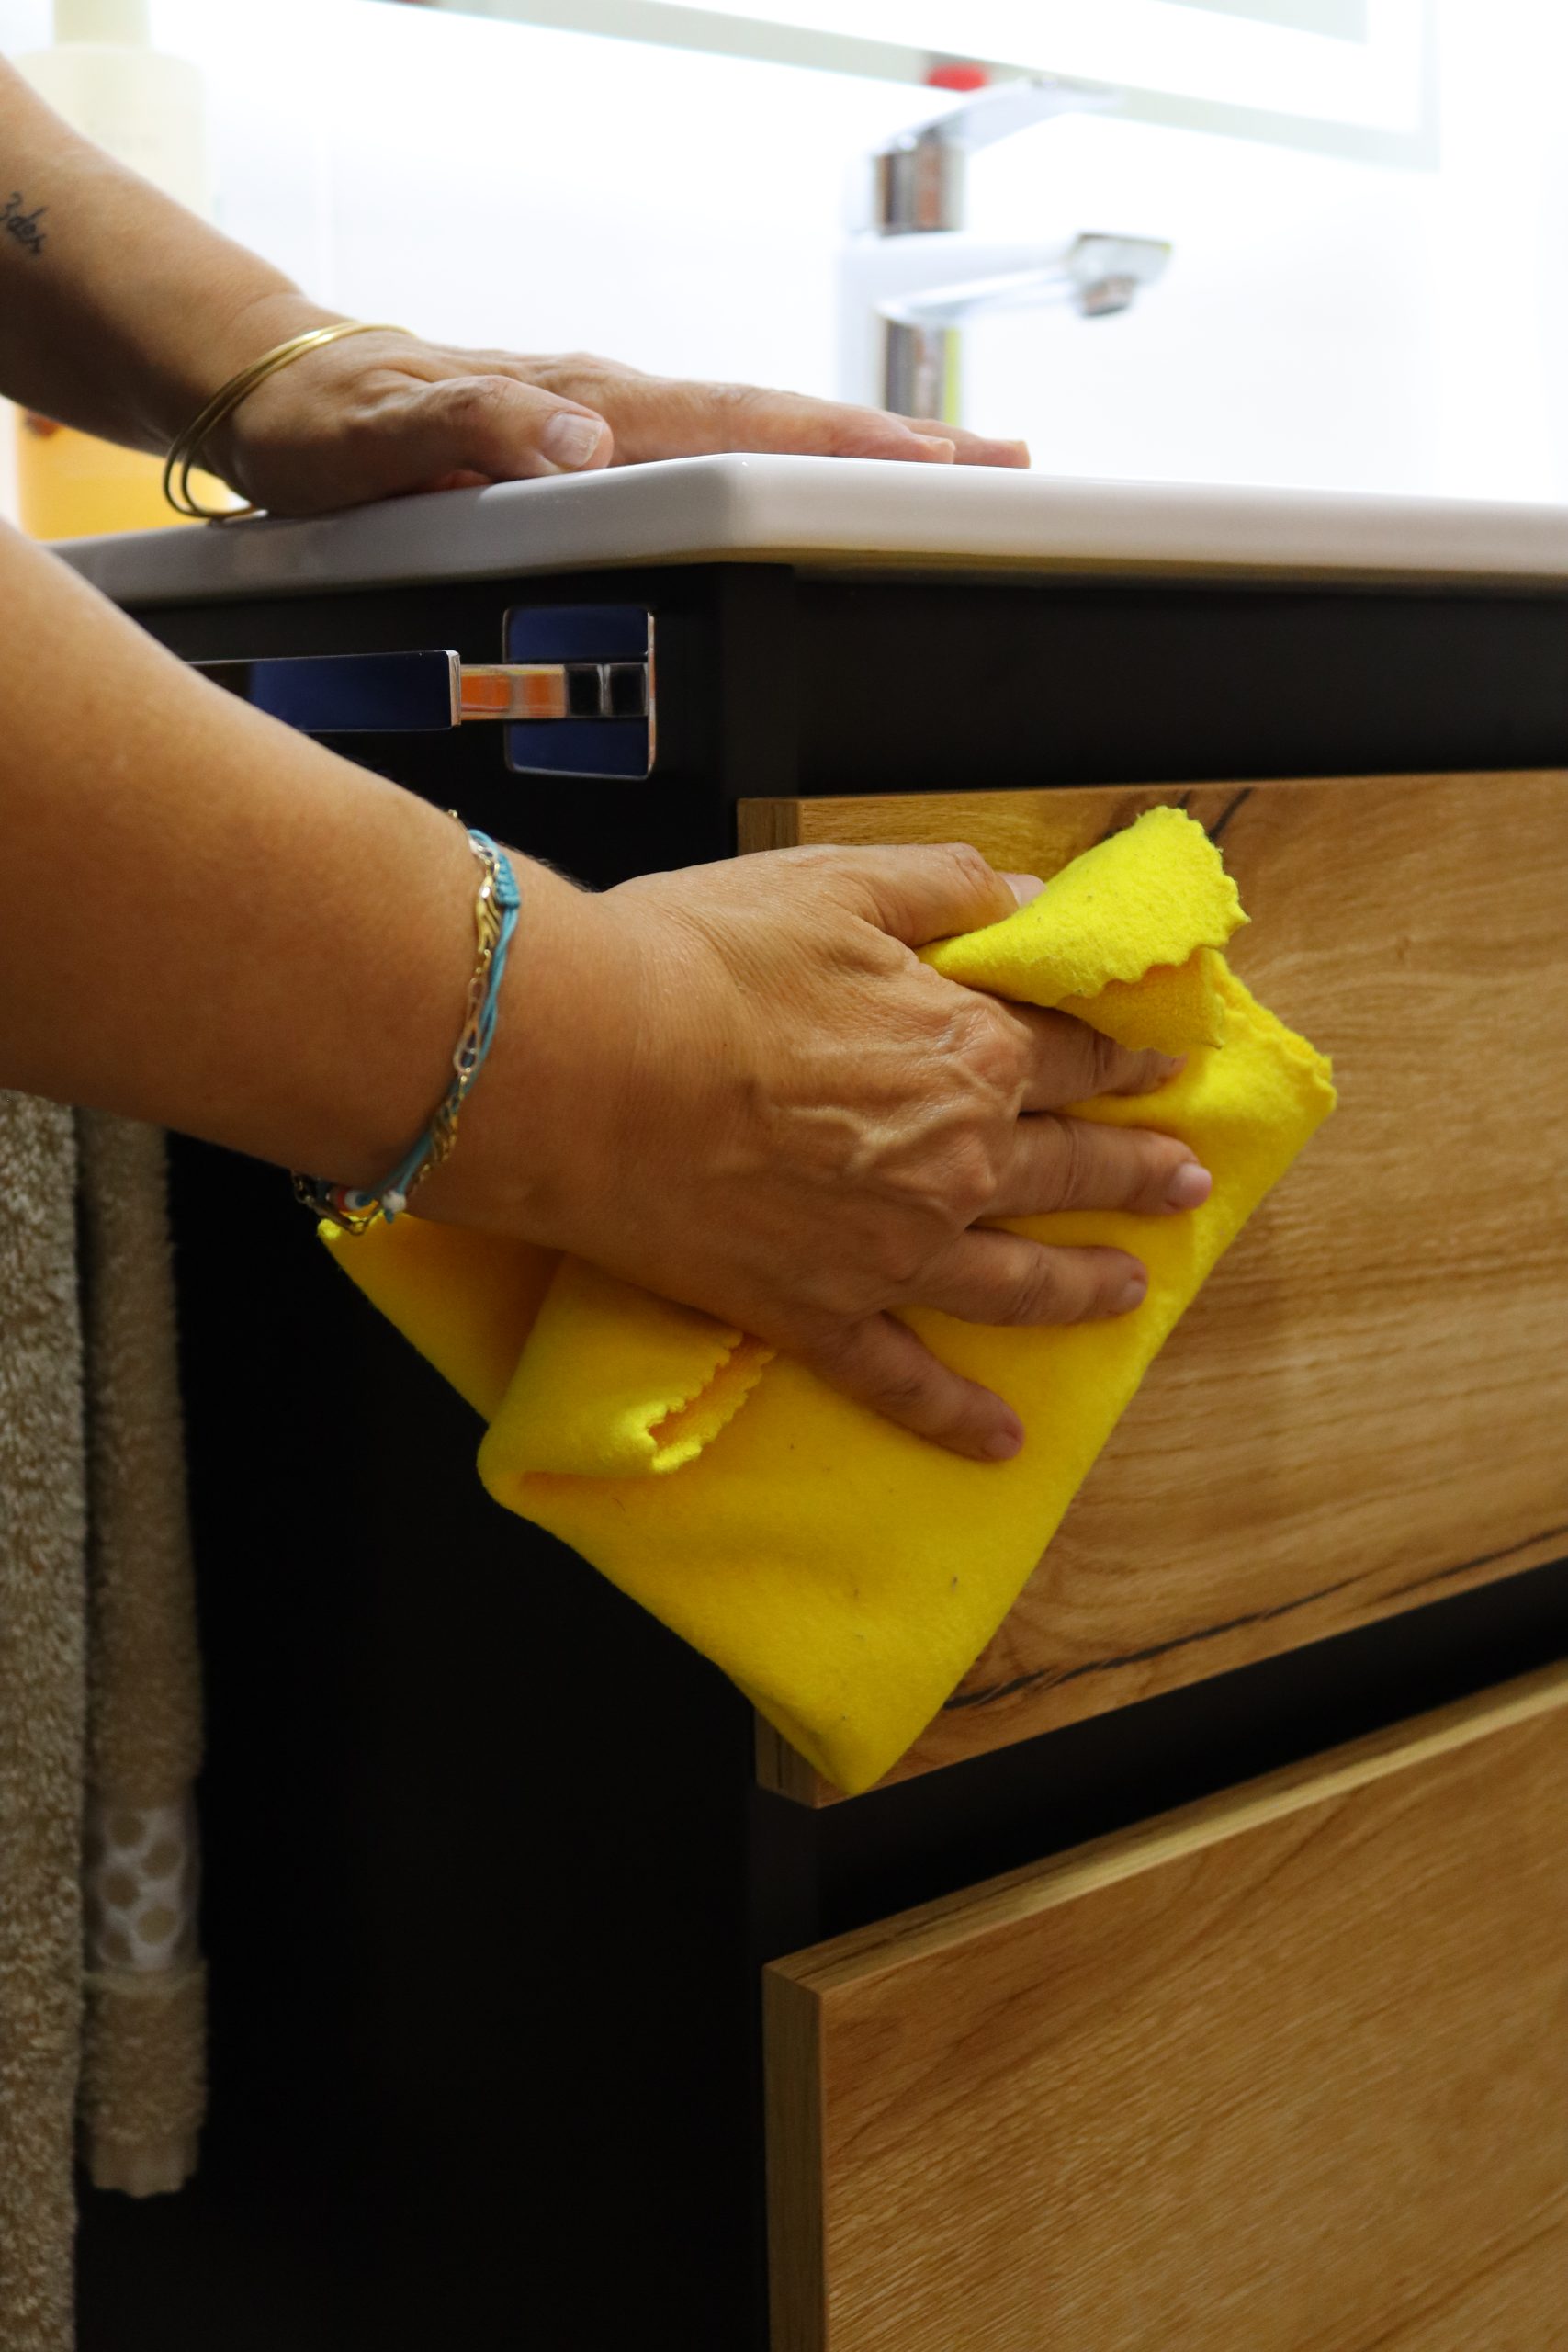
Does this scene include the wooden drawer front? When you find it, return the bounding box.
[765,1663,1568,2352]
[741,775,1568,1798]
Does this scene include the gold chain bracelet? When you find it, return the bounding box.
[162,320,408,521]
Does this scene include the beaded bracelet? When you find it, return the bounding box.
[294,820,521,1236]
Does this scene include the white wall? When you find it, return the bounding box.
[3,0,1567,519]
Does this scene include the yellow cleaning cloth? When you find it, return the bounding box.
[324,808,1336,1793]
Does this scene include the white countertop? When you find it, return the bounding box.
[52,454,1568,607]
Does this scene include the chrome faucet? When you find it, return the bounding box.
[841,74,1172,424]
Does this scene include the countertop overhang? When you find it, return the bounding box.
[51,454,1568,608]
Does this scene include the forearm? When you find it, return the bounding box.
[0,518,584,1194]
[0,57,335,449]
[0,526,1202,1463]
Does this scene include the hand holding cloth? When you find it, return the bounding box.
[324,808,1337,1793]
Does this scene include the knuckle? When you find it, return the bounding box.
[935,842,998,902]
[814,401,869,453]
[1044,1114,1090,1206]
[708,379,765,423]
[960,1001,1027,1095]
[789,1235,884,1317]
[514,352,600,397]
[869,1360,938,1417]
[438,374,517,431]
[797,1321,854,1376]
[791,1272,852,1323]
[876,1133,1000,1252]
[791,842,878,896]
[940,1138,999,1226]
[1083,1026,1124,1092]
[1003,1251,1066,1324]
[869,1224,939,1294]
[1139,1134,1187,1197]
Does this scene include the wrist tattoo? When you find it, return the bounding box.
[1,192,47,258]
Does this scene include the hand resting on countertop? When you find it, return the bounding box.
[0,57,1024,519]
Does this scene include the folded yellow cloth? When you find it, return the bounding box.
[324,808,1336,1793]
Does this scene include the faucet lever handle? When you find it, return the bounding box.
[903,71,1118,154]
[875,72,1119,235]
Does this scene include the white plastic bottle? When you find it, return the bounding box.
[14,0,218,537]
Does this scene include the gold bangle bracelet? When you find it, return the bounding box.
[162,320,408,522]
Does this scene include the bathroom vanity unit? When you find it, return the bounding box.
[62,460,1568,2352]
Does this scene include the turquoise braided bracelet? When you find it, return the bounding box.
[294,820,521,1236]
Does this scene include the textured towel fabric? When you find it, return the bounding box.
[76,1112,207,2198]
[0,1093,85,2352]
[0,1103,206,2352]
[326,809,1337,1793]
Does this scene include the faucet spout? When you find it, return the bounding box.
[884,234,1172,330]
[847,230,1172,422]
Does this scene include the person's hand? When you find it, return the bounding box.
[209,327,1029,516]
[423,843,1209,1464]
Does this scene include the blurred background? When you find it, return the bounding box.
[4,0,1567,525]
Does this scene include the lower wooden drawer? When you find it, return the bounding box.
[764,1661,1568,2351]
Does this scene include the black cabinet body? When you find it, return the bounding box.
[77,563,1568,2349]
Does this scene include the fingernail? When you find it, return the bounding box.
[1113,1272,1148,1313]
[541,413,608,469]
[1165,1161,1213,1211]
[1004,872,1046,907]
[983,1420,1025,1462]
[914,434,956,461]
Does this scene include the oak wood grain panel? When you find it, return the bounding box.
[765,1662,1568,2352]
[739,775,1568,1801]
